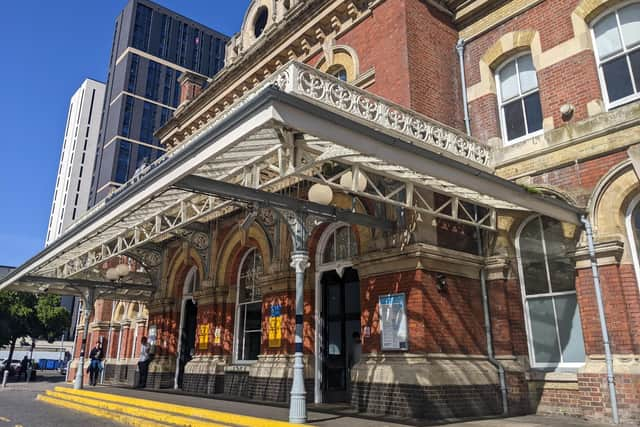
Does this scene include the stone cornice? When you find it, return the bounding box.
[571,238,624,269]
[355,243,484,279]
[156,0,383,149]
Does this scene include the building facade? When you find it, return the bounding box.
[35,0,640,424]
[46,79,105,245]
[88,0,228,205]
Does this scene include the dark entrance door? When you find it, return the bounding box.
[177,299,197,389]
[321,267,361,403]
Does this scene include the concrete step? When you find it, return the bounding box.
[36,393,171,427]
[37,387,307,427]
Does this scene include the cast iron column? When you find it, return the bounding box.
[284,211,310,424]
[74,288,95,390]
[289,250,309,423]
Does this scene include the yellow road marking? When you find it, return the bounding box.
[37,395,169,427]
[52,386,308,427]
[44,391,229,427]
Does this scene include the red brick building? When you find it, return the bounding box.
[4,0,640,424]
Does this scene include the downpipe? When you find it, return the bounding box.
[456,38,472,136]
[477,228,509,416]
[581,215,619,425]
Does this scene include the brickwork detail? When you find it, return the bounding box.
[352,382,501,419]
[182,373,223,395]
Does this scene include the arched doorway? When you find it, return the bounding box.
[175,266,199,389]
[315,223,361,403]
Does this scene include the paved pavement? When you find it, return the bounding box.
[0,373,615,427]
[0,372,119,427]
[93,385,613,427]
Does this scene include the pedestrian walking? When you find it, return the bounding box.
[136,337,151,388]
[88,342,104,386]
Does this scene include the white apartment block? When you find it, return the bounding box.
[46,79,106,245]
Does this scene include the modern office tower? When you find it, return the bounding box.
[46,79,106,245]
[88,0,228,205]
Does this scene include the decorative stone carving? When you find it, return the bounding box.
[191,232,210,251]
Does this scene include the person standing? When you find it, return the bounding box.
[88,342,104,386]
[20,356,29,381]
[137,337,151,388]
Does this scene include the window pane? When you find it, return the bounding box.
[503,99,526,141]
[499,60,519,101]
[245,331,261,360]
[629,49,640,91]
[245,302,262,331]
[328,321,343,355]
[336,226,350,260]
[555,294,586,363]
[620,4,640,49]
[520,219,549,295]
[594,13,623,59]
[523,92,543,133]
[518,55,538,93]
[237,305,246,358]
[528,298,561,364]
[541,217,575,292]
[602,55,634,102]
[323,234,335,264]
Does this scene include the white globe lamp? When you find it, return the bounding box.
[116,263,130,278]
[339,171,367,192]
[308,183,333,205]
[106,268,120,282]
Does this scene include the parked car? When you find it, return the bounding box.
[1,359,21,376]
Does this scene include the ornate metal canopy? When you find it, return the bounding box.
[0,61,583,297]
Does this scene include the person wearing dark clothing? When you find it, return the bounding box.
[136,337,151,388]
[88,343,104,386]
[20,356,28,381]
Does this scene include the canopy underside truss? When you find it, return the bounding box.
[0,61,582,295]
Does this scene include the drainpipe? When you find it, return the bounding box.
[581,215,619,425]
[477,226,509,415]
[456,38,472,136]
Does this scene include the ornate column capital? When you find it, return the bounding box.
[290,251,310,273]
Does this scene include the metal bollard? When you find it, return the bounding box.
[2,370,8,387]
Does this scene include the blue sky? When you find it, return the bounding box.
[0,1,251,267]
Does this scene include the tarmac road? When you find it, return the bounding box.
[0,372,119,427]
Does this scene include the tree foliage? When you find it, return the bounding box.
[0,291,71,348]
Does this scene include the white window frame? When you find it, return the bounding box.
[233,248,263,364]
[495,52,544,146]
[625,193,640,295]
[591,1,640,110]
[515,215,585,370]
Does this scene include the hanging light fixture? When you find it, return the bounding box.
[106,268,120,282]
[116,263,130,277]
[308,183,333,205]
[106,263,131,282]
[339,170,367,192]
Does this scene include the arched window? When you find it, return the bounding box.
[320,224,358,266]
[253,7,268,38]
[517,216,585,368]
[235,248,263,362]
[329,65,348,82]
[625,195,640,291]
[495,53,543,144]
[591,3,640,108]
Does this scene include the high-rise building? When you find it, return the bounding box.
[89,0,228,204]
[46,79,106,245]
